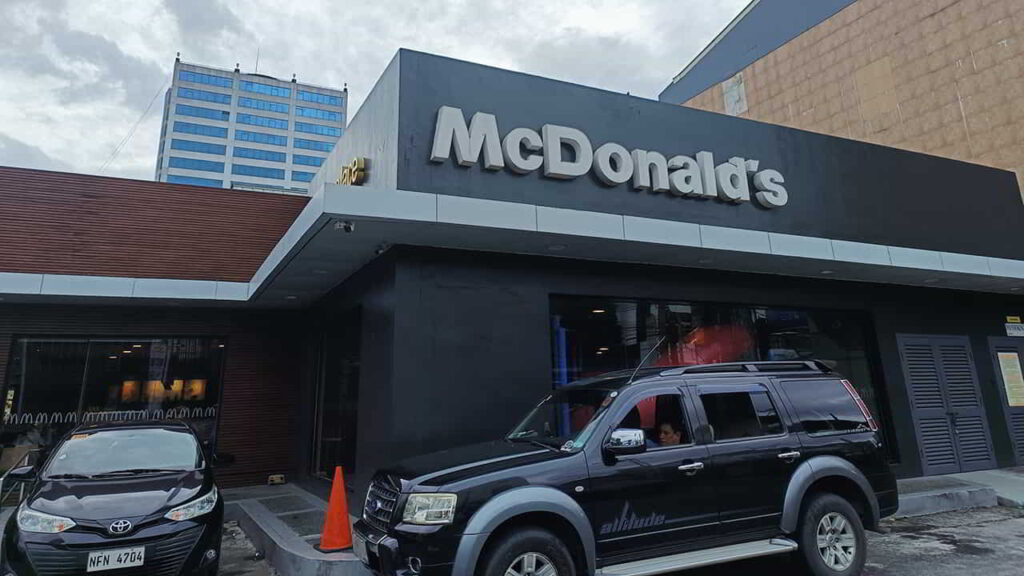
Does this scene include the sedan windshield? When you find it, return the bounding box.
[44,428,201,479]
[507,388,615,451]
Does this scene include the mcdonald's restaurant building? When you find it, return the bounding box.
[1,50,1023,494]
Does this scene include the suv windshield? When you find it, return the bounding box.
[44,428,202,479]
[507,388,615,451]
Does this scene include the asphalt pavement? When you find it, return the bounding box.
[677,506,1024,576]
[220,520,276,576]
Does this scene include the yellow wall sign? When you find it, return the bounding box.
[1008,316,1022,324]
[338,157,368,186]
[998,352,1024,407]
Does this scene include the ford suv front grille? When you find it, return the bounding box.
[363,475,400,531]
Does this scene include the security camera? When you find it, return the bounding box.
[337,221,355,233]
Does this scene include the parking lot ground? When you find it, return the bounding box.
[677,506,1024,576]
[220,521,276,576]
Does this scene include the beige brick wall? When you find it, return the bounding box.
[684,0,1024,201]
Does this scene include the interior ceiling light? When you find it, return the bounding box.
[820,270,835,275]
[285,295,298,300]
[592,309,606,314]
[547,244,566,252]
[132,344,143,348]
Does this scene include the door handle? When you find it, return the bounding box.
[777,451,801,462]
[677,462,705,475]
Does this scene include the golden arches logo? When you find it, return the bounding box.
[339,157,367,186]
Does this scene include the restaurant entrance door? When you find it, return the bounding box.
[311,308,361,479]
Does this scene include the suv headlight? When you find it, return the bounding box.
[402,493,457,525]
[164,486,218,522]
[17,504,76,533]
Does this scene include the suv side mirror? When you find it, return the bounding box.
[6,465,36,482]
[604,429,647,456]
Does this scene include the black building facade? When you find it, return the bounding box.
[297,50,1024,493]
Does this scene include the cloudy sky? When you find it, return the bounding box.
[0,0,747,181]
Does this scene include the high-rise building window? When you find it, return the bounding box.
[233,147,287,163]
[234,130,287,147]
[170,139,227,155]
[295,122,341,137]
[172,121,228,139]
[169,157,226,173]
[298,90,343,107]
[292,154,324,167]
[175,104,230,122]
[291,170,316,182]
[240,80,291,98]
[238,97,289,114]
[294,138,334,152]
[237,113,288,130]
[231,164,286,180]
[167,175,223,187]
[177,87,232,105]
[296,106,341,122]
[179,70,233,88]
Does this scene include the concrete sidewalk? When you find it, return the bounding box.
[223,483,365,576]
[952,467,1024,508]
[896,475,999,517]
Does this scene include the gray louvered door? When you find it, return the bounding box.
[898,335,996,475]
[990,337,1024,466]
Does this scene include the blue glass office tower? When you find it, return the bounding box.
[155,58,347,194]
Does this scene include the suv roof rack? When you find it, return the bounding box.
[659,360,833,377]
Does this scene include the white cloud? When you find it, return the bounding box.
[0,0,747,180]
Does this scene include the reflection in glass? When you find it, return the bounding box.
[551,296,894,459]
[0,338,225,460]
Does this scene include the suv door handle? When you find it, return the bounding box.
[677,462,704,475]
[777,451,801,462]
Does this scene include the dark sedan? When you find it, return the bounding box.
[1,421,225,576]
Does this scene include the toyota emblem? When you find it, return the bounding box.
[108,519,132,535]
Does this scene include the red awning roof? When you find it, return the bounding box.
[0,166,308,282]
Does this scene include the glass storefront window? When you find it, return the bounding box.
[1,338,225,458]
[551,296,895,460]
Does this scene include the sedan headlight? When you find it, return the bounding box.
[17,504,76,533]
[164,486,218,522]
[402,493,457,525]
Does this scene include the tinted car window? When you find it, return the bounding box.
[44,428,201,478]
[615,394,691,447]
[508,388,614,450]
[700,388,783,441]
[780,378,870,435]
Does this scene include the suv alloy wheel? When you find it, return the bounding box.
[798,493,866,576]
[481,528,575,576]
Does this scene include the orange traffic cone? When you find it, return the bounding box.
[317,466,352,551]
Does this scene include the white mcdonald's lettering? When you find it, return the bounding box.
[429,106,789,208]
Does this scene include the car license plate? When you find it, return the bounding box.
[353,534,369,564]
[87,547,145,572]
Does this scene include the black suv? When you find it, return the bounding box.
[353,361,898,576]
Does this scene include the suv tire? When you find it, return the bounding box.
[797,493,866,576]
[480,527,576,576]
